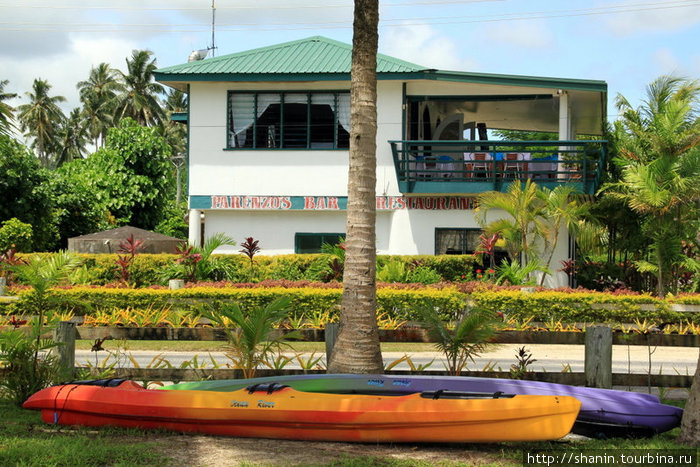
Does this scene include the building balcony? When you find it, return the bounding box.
[389,140,606,195]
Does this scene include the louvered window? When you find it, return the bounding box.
[227,91,350,149]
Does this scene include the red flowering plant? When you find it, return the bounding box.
[175,243,203,283]
[115,234,144,284]
[474,233,500,270]
[0,248,27,286]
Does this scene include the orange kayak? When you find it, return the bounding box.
[23,379,580,443]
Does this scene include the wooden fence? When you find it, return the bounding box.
[49,322,698,389]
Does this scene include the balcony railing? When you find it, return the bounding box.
[389,140,607,195]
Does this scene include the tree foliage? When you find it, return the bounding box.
[603,75,700,296]
[0,135,57,251]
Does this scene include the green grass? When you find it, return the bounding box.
[0,400,173,466]
[74,340,439,353]
[2,397,692,467]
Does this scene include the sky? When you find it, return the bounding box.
[1,0,699,125]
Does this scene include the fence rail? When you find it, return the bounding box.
[43,323,698,389]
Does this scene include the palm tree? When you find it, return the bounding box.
[416,302,501,376]
[201,298,299,378]
[115,50,165,126]
[77,63,122,148]
[16,79,66,167]
[604,75,700,296]
[538,185,600,286]
[327,0,383,374]
[0,79,17,137]
[54,108,89,167]
[475,179,548,266]
[158,88,188,157]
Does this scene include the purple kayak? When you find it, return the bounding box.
[164,374,683,438]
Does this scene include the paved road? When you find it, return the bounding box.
[75,343,698,375]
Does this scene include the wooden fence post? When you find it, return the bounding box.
[53,321,76,381]
[585,325,612,388]
[325,323,339,365]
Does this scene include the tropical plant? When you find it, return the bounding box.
[77,62,123,148]
[604,75,700,296]
[0,135,58,251]
[0,218,33,253]
[376,259,407,283]
[509,346,537,379]
[201,297,299,378]
[0,79,17,137]
[475,179,548,268]
[1,252,81,405]
[54,107,89,167]
[538,184,600,285]
[162,233,236,283]
[0,248,26,285]
[114,50,165,126]
[16,78,66,168]
[474,233,500,269]
[115,234,144,284]
[495,258,550,286]
[415,301,501,376]
[0,326,61,406]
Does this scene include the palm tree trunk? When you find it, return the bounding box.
[677,348,700,445]
[327,0,383,374]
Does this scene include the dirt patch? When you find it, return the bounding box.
[152,434,512,466]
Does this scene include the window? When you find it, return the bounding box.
[435,228,509,263]
[295,233,345,254]
[228,92,350,149]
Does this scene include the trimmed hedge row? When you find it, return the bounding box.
[3,285,699,325]
[3,286,468,322]
[18,253,480,286]
[471,290,700,324]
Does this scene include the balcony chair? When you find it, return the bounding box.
[470,152,490,178]
[502,153,521,179]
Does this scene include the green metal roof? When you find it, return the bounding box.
[156,36,427,77]
[155,35,606,97]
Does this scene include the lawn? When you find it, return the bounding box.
[2,398,692,467]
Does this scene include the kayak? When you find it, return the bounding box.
[164,374,683,438]
[23,378,580,443]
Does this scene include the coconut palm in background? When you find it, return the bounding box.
[54,108,89,167]
[16,78,66,168]
[77,62,123,148]
[0,79,17,137]
[604,75,700,297]
[114,50,165,127]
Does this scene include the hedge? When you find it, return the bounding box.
[3,285,699,325]
[471,290,700,324]
[2,286,469,322]
[16,253,480,286]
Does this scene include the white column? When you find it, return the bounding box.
[188,209,202,247]
[557,90,571,180]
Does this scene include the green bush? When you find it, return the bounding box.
[0,218,33,253]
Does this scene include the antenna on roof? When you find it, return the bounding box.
[187,1,217,62]
[211,0,217,58]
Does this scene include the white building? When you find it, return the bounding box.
[155,36,607,287]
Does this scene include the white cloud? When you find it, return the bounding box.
[381,23,479,71]
[1,36,138,114]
